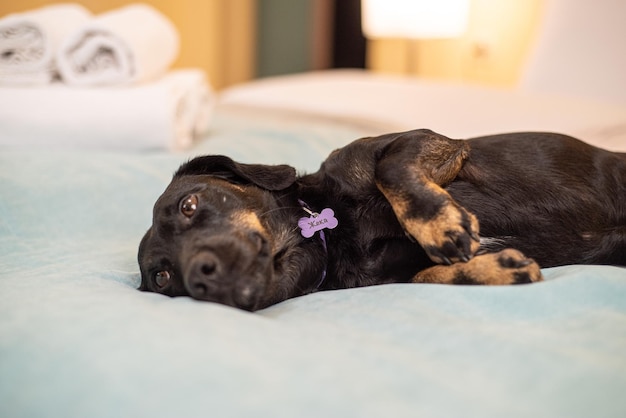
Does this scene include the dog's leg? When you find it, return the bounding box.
[375,130,480,264]
[413,248,543,284]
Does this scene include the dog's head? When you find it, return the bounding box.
[138,156,297,311]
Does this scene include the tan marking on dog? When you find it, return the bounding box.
[413,249,543,285]
[231,210,267,235]
[406,201,480,261]
[378,180,480,264]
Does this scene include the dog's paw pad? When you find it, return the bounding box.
[497,249,534,269]
[475,249,543,284]
[410,202,480,264]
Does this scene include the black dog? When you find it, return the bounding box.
[138,129,626,310]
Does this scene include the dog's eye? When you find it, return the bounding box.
[180,195,198,218]
[154,271,171,288]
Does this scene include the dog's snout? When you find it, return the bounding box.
[199,259,217,277]
[182,232,271,309]
[185,252,220,298]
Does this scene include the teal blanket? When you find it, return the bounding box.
[1,109,625,418]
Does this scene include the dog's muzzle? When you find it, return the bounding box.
[182,232,270,310]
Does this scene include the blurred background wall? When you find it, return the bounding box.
[0,0,256,89]
[367,0,544,86]
[0,0,544,89]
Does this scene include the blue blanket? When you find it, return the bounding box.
[1,108,625,418]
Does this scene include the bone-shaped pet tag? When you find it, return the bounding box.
[298,208,338,238]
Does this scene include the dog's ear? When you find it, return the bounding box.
[175,155,297,191]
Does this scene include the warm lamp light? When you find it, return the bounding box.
[362,0,470,39]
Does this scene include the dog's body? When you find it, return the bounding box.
[139,130,626,310]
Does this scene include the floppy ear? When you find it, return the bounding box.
[175,155,297,191]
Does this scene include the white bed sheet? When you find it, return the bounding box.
[220,70,626,152]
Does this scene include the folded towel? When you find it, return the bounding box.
[0,4,92,85]
[57,4,179,86]
[0,69,213,150]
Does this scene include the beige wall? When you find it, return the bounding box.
[0,0,255,89]
[3,0,546,88]
[367,0,545,87]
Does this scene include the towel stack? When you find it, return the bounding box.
[0,3,214,150]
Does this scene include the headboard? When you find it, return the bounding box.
[520,0,626,104]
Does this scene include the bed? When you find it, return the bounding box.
[1,1,626,417]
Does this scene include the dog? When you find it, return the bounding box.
[138,129,626,311]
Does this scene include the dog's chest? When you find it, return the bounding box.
[321,198,430,286]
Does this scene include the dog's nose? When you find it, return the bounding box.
[185,252,221,299]
[182,233,270,309]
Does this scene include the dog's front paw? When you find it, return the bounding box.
[457,248,543,285]
[413,248,543,284]
[407,201,481,264]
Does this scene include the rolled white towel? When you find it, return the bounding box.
[166,69,215,149]
[0,3,92,85]
[57,3,179,86]
[0,69,214,151]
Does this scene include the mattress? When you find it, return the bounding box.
[1,70,625,418]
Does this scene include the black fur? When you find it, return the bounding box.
[138,129,626,310]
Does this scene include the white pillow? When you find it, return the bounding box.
[520,0,626,105]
